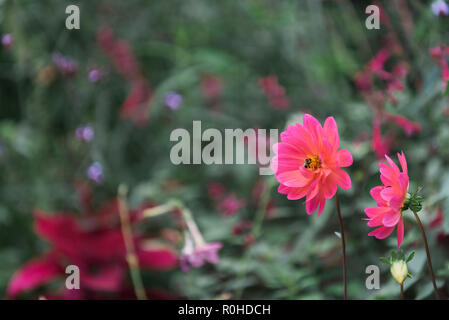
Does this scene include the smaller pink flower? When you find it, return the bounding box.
[218,193,246,217]
[179,232,222,272]
[365,152,409,247]
[430,44,449,89]
[432,0,449,16]
[258,75,290,110]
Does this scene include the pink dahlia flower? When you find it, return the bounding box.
[271,114,353,215]
[365,152,409,247]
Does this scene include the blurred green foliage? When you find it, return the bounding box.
[1,0,449,299]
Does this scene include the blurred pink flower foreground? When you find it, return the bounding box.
[271,114,352,215]
[365,152,409,247]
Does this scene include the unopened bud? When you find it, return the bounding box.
[390,260,408,285]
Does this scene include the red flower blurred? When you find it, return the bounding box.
[355,44,420,158]
[120,80,151,126]
[97,27,141,81]
[201,73,223,107]
[429,207,449,245]
[372,117,394,159]
[218,193,246,217]
[7,186,177,299]
[258,75,290,110]
[430,44,449,90]
[207,182,246,217]
[97,27,152,126]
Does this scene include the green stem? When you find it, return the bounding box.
[412,210,440,300]
[335,193,347,300]
[118,185,147,300]
[400,282,404,300]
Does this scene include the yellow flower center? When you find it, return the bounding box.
[303,155,322,170]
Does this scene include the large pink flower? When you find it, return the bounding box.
[365,152,409,247]
[271,114,353,215]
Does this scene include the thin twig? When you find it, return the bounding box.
[335,192,347,300]
[118,185,147,300]
[400,282,404,300]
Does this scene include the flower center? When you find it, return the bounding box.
[303,155,322,170]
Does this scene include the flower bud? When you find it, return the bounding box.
[390,260,408,284]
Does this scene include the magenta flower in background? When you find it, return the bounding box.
[207,182,247,217]
[201,73,223,107]
[52,53,78,77]
[217,193,246,217]
[7,184,178,299]
[2,33,13,48]
[120,80,151,126]
[97,26,152,126]
[88,68,105,83]
[430,44,449,90]
[432,0,449,16]
[258,75,290,110]
[87,162,103,184]
[179,232,222,272]
[165,91,183,110]
[372,116,394,159]
[76,125,95,142]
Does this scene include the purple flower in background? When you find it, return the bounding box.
[2,34,13,48]
[432,0,449,16]
[164,91,183,110]
[179,232,222,272]
[87,162,103,184]
[75,125,94,142]
[52,53,78,77]
[88,68,105,83]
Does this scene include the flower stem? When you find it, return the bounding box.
[118,185,147,300]
[335,192,347,300]
[412,210,440,300]
[400,283,404,300]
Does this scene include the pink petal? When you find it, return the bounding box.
[380,187,396,202]
[305,194,320,215]
[365,206,391,218]
[137,248,178,270]
[379,163,395,186]
[382,210,401,227]
[397,151,407,174]
[286,187,309,200]
[368,225,395,239]
[322,173,338,199]
[278,183,290,194]
[389,195,405,211]
[370,186,387,205]
[367,214,387,227]
[336,149,353,167]
[323,117,340,149]
[398,173,409,194]
[317,196,326,216]
[7,253,63,298]
[334,168,351,190]
[277,170,310,188]
[385,154,400,176]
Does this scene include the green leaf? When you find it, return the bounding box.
[406,251,415,263]
[380,257,391,265]
[391,251,397,261]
